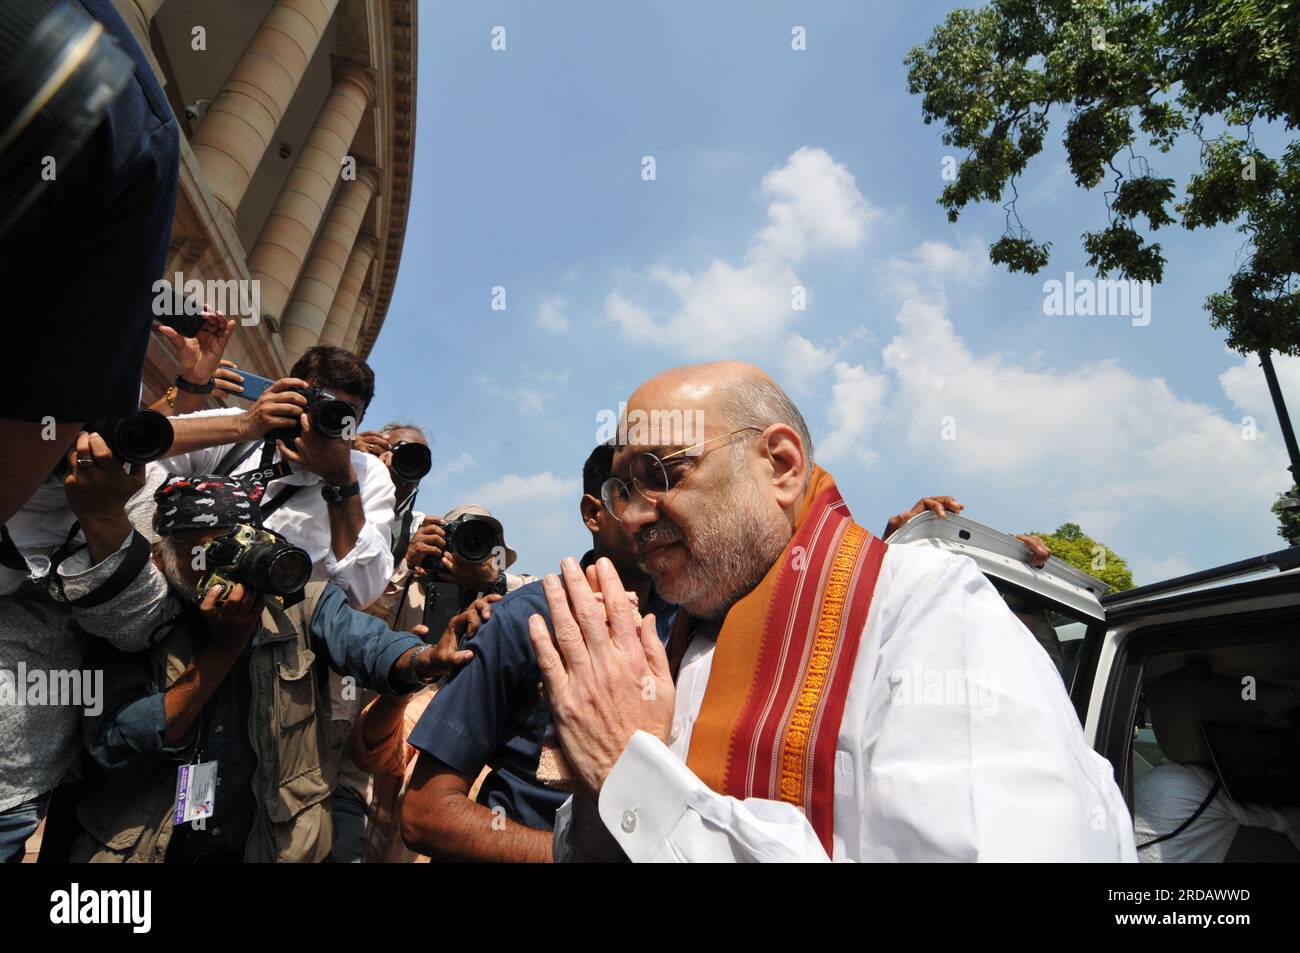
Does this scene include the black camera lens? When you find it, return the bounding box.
[85,410,175,464]
[390,441,431,482]
[450,517,498,564]
[307,391,355,439]
[244,542,311,596]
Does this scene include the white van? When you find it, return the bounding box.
[888,511,1300,863]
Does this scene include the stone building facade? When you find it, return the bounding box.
[112,0,415,400]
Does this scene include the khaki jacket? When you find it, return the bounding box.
[73,583,337,863]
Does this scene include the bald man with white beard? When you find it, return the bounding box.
[528,362,1136,862]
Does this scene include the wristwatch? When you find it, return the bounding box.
[174,375,215,395]
[320,480,361,504]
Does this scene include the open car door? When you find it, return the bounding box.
[892,510,1300,862]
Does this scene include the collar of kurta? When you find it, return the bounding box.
[666,465,887,853]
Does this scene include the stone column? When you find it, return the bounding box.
[246,60,376,333]
[188,0,340,220]
[319,235,378,348]
[342,291,372,354]
[279,166,378,359]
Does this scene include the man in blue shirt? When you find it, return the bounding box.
[401,444,674,861]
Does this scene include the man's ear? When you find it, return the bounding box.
[762,424,806,509]
[580,494,602,534]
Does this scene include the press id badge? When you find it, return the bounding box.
[173,761,218,825]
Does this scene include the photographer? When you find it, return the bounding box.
[72,475,472,863]
[158,346,395,610]
[0,431,170,862]
[353,423,431,570]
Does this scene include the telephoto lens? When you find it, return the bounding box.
[85,410,175,464]
[241,540,312,597]
[0,0,135,236]
[390,440,432,482]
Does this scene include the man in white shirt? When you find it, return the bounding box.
[160,346,394,610]
[528,361,1136,862]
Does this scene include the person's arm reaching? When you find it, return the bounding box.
[402,754,552,862]
[0,419,82,529]
[164,379,308,457]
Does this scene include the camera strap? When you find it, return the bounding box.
[392,492,418,563]
[48,522,153,608]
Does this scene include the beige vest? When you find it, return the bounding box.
[73,583,338,863]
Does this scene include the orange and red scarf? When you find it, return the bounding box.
[667,467,887,853]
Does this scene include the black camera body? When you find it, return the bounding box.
[437,514,499,567]
[267,387,356,443]
[196,523,312,609]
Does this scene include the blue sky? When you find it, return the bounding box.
[362,0,1300,585]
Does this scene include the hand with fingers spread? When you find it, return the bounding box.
[527,555,675,801]
[883,495,965,538]
[156,306,235,388]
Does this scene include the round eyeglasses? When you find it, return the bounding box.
[599,427,762,521]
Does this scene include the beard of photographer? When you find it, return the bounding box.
[157,347,395,611]
[73,474,470,864]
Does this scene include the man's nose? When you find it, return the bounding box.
[619,489,658,535]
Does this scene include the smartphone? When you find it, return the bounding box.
[233,371,275,402]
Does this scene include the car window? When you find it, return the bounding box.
[993,582,1091,691]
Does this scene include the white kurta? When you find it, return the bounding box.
[554,544,1138,862]
[160,407,396,609]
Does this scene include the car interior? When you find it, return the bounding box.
[1127,641,1300,862]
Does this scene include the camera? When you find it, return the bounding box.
[196,523,312,609]
[390,440,432,482]
[80,410,175,465]
[437,514,499,566]
[267,387,357,443]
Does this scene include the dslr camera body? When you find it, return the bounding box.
[419,513,503,641]
[196,523,313,609]
[267,386,357,444]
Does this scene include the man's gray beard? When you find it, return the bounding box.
[648,469,790,621]
[155,540,193,595]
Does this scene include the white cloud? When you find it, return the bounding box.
[605,147,876,357]
[818,361,888,467]
[536,296,569,334]
[753,146,877,263]
[461,471,580,510]
[880,236,990,300]
[1219,350,1300,429]
[432,451,474,482]
[778,333,838,394]
[835,250,1292,567]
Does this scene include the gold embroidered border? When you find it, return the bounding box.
[776,523,868,806]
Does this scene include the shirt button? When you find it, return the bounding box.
[670,720,682,741]
[213,724,224,734]
[211,827,222,836]
[621,810,637,833]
